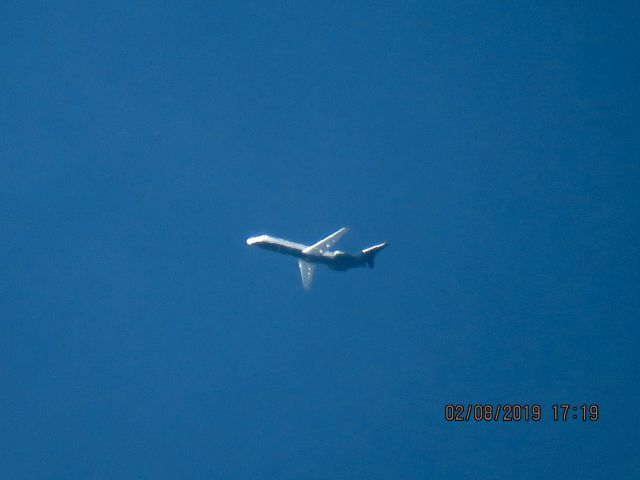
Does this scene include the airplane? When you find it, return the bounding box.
[246,227,388,289]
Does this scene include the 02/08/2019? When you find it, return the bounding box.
[444,404,541,422]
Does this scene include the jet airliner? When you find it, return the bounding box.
[246,228,388,289]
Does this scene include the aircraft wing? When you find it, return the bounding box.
[298,259,315,290]
[302,227,348,255]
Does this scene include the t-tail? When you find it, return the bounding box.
[360,242,389,268]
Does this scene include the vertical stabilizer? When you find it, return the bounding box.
[360,242,389,268]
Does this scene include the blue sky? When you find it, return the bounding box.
[1,1,638,478]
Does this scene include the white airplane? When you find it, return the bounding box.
[246,228,388,289]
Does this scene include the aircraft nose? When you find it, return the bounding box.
[246,235,267,246]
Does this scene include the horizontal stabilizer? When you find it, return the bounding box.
[362,242,388,255]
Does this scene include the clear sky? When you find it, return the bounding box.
[2,1,638,478]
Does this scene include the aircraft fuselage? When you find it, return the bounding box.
[246,235,367,270]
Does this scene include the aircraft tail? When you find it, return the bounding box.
[360,242,389,268]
